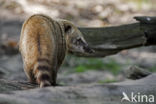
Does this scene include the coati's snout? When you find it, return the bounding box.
[74,37,94,53]
[62,20,94,54]
[68,36,94,54]
[83,44,94,53]
[69,36,94,54]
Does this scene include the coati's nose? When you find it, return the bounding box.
[83,45,94,53]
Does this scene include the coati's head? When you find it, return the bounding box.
[61,20,94,54]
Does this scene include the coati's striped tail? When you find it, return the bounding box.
[34,58,52,88]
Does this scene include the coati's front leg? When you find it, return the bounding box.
[51,70,57,86]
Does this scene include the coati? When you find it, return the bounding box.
[19,14,93,88]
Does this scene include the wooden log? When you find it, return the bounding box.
[76,16,156,57]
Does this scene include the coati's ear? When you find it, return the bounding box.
[64,24,72,34]
[64,24,72,33]
[61,20,73,34]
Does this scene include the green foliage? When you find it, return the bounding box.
[64,56,122,75]
[149,66,156,72]
[75,58,105,73]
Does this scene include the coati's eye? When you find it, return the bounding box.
[77,38,81,42]
[74,38,82,45]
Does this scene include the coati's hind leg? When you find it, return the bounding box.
[23,64,36,83]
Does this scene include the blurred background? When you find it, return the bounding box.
[0,0,156,85]
[1,0,156,25]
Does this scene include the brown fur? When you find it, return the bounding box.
[19,14,92,88]
[19,14,66,87]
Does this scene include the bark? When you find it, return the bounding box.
[76,16,156,57]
